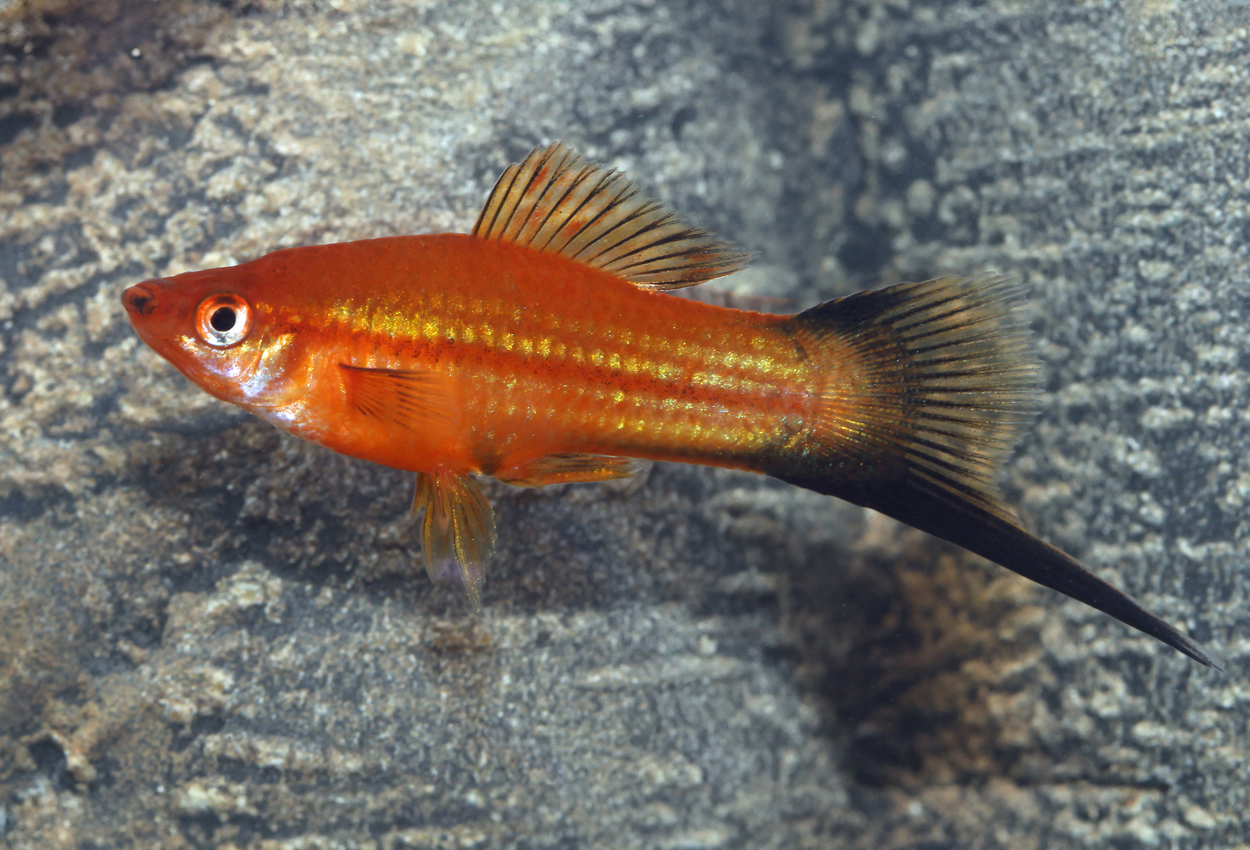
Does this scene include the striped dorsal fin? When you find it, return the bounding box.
[472,143,749,290]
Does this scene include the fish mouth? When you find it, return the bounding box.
[122,281,159,318]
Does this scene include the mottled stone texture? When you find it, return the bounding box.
[1,1,1247,848]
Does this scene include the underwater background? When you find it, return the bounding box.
[1,1,1247,847]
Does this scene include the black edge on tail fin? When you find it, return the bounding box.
[774,276,1223,669]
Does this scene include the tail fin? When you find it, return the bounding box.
[776,276,1223,669]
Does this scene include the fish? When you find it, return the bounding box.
[122,142,1222,669]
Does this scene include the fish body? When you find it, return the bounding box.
[123,143,1221,669]
[139,234,807,479]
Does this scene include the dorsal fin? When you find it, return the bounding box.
[471,143,750,290]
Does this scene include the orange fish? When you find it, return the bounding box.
[122,143,1220,668]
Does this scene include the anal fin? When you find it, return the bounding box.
[495,453,643,487]
[413,470,496,609]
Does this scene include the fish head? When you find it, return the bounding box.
[122,264,289,410]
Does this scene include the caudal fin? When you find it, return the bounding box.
[775,276,1223,669]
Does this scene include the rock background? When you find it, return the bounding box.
[1,1,1248,848]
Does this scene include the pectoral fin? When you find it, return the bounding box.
[340,363,455,432]
[495,453,644,487]
[413,470,496,609]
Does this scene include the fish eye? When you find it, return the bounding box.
[196,293,252,348]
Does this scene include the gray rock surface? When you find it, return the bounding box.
[1,1,1247,847]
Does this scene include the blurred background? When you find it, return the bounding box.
[1,1,1247,847]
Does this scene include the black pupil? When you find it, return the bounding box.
[210,306,236,333]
